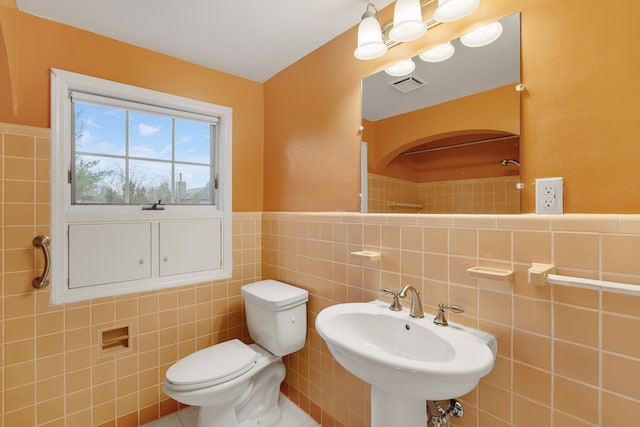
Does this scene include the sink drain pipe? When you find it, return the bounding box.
[428,399,464,427]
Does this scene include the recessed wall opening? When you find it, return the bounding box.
[100,325,131,356]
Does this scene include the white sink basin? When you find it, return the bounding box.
[315,301,497,426]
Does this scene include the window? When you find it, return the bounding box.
[72,96,216,205]
[50,69,232,305]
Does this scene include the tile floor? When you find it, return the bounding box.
[142,394,319,427]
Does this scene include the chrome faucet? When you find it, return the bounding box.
[399,284,424,318]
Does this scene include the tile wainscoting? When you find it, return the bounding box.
[1,120,263,427]
[264,212,640,427]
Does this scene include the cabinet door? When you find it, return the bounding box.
[159,220,222,276]
[68,223,152,288]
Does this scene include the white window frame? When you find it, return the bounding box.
[50,68,232,305]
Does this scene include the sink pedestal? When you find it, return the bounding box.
[371,387,426,427]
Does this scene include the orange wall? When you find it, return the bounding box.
[264,0,640,213]
[0,7,264,212]
[262,35,364,212]
[364,83,519,182]
[370,83,519,171]
[6,1,640,214]
[413,136,520,182]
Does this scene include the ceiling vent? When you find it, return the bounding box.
[389,76,426,94]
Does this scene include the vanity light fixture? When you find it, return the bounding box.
[354,3,388,60]
[460,21,503,47]
[388,0,427,42]
[354,0,483,61]
[419,41,455,62]
[384,58,416,76]
[433,0,479,23]
[355,0,496,63]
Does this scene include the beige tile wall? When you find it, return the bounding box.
[368,174,520,214]
[368,174,421,213]
[419,176,521,214]
[263,212,640,427]
[1,123,261,427]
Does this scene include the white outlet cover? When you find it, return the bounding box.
[536,177,564,214]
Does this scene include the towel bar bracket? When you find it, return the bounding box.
[527,263,640,296]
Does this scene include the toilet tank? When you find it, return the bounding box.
[241,280,309,356]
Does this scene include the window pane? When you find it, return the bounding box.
[175,119,211,164]
[175,165,212,204]
[74,155,126,203]
[74,103,126,156]
[128,160,172,204]
[72,100,216,206]
[129,112,172,160]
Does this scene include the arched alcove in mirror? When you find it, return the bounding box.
[361,13,521,214]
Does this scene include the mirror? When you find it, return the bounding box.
[362,13,521,214]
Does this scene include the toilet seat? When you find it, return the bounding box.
[165,339,258,390]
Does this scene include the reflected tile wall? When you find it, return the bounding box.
[368,173,520,214]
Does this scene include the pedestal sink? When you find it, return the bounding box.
[315,300,497,426]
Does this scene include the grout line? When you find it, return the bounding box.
[598,288,603,427]
[550,229,555,427]
[598,234,603,427]
[1,130,4,426]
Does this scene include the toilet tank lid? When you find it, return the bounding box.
[241,280,309,310]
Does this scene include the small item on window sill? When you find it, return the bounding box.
[142,200,165,211]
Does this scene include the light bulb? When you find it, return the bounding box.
[389,0,427,43]
[354,6,388,60]
[434,0,479,23]
[419,42,455,62]
[460,21,503,47]
[385,58,416,77]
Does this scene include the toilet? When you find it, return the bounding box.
[163,280,309,427]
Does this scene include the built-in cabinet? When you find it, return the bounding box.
[159,220,222,276]
[67,220,222,289]
[68,222,152,288]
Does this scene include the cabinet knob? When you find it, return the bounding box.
[139,259,145,265]
[163,256,168,262]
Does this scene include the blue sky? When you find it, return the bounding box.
[75,102,213,190]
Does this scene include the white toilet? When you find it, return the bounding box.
[163,280,309,427]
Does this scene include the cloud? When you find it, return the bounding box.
[82,118,103,129]
[104,110,122,118]
[130,146,157,157]
[76,129,93,147]
[138,122,161,137]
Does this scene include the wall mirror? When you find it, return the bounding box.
[361,13,521,214]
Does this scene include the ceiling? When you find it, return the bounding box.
[362,12,520,121]
[16,0,395,82]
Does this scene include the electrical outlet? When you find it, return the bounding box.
[536,177,563,214]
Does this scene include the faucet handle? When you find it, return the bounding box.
[433,303,464,326]
[441,304,464,313]
[380,288,403,311]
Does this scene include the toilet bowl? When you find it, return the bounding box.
[163,280,308,427]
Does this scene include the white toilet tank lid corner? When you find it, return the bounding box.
[241,280,308,310]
